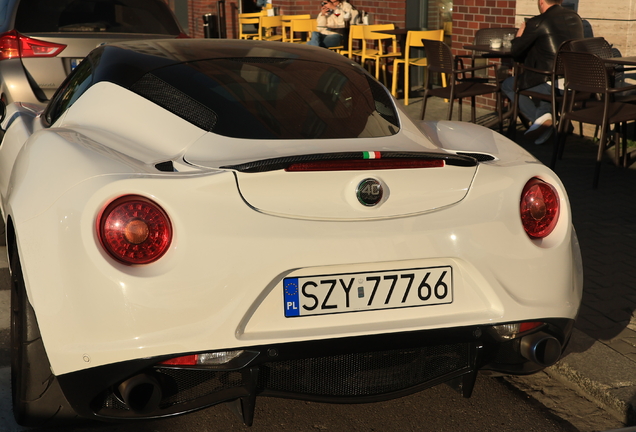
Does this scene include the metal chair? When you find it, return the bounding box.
[508,39,588,166]
[390,29,444,106]
[281,14,311,43]
[256,15,283,42]
[420,39,502,128]
[361,24,401,84]
[288,19,317,44]
[238,11,266,40]
[558,50,636,187]
[340,24,365,61]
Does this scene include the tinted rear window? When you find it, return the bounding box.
[130,57,400,139]
[15,0,181,34]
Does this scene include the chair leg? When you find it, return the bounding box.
[390,62,399,98]
[470,96,476,123]
[594,123,609,188]
[404,63,410,106]
[447,97,454,121]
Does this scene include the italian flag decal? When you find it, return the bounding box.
[363,151,381,159]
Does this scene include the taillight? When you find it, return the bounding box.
[0,30,66,61]
[490,321,544,340]
[159,351,245,366]
[520,178,560,239]
[97,195,172,265]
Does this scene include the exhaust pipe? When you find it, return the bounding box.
[520,332,562,367]
[117,374,162,414]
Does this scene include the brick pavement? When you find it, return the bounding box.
[400,96,636,425]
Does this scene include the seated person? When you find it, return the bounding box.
[307,1,348,48]
[501,0,583,145]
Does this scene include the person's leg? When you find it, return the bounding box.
[502,77,551,124]
[307,31,322,46]
[322,33,343,48]
[529,83,553,120]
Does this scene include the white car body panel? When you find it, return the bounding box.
[0,82,582,376]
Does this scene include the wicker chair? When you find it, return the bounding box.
[558,50,636,187]
[420,39,502,128]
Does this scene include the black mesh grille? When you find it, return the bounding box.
[258,344,470,397]
[131,73,218,131]
[156,369,243,408]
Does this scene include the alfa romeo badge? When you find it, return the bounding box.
[356,178,383,206]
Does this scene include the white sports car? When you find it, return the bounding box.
[1,38,582,427]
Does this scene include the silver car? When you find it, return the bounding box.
[0,0,185,105]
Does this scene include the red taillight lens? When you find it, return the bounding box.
[0,30,66,61]
[159,355,198,366]
[520,178,560,239]
[519,321,543,332]
[98,195,172,265]
[285,159,444,172]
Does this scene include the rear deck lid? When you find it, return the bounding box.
[224,151,478,220]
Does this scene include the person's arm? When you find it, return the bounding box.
[511,16,541,62]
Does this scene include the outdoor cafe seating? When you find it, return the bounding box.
[420,39,503,129]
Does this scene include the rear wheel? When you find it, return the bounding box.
[10,247,77,426]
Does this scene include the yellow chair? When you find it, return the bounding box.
[391,29,444,106]
[238,11,266,40]
[281,14,311,42]
[361,24,402,84]
[340,24,365,61]
[257,15,283,41]
[289,19,317,44]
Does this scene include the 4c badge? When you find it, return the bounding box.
[356,178,383,206]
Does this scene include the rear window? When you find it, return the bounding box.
[130,57,400,139]
[15,0,181,35]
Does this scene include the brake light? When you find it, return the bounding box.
[285,159,444,172]
[520,178,560,239]
[0,30,66,61]
[97,195,172,265]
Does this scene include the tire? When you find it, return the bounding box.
[10,247,78,427]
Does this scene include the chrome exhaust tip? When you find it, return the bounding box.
[520,331,562,367]
[117,373,162,414]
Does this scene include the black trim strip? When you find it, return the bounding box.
[221,151,478,173]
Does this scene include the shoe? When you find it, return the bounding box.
[524,113,553,138]
[534,126,554,145]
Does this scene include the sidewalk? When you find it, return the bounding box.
[399,96,636,425]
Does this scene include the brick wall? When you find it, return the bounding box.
[452,0,517,108]
[187,0,407,39]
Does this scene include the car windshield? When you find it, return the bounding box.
[132,57,400,139]
[15,0,181,34]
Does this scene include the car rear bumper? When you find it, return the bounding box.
[57,318,574,424]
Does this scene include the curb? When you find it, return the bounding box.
[547,329,636,425]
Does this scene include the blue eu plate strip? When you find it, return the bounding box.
[283,277,300,317]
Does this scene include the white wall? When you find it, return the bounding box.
[515,0,636,55]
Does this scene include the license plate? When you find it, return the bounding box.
[284,266,453,317]
[70,58,84,70]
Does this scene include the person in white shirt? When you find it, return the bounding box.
[307,0,350,48]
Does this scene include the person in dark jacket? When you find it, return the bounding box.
[502,0,584,144]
